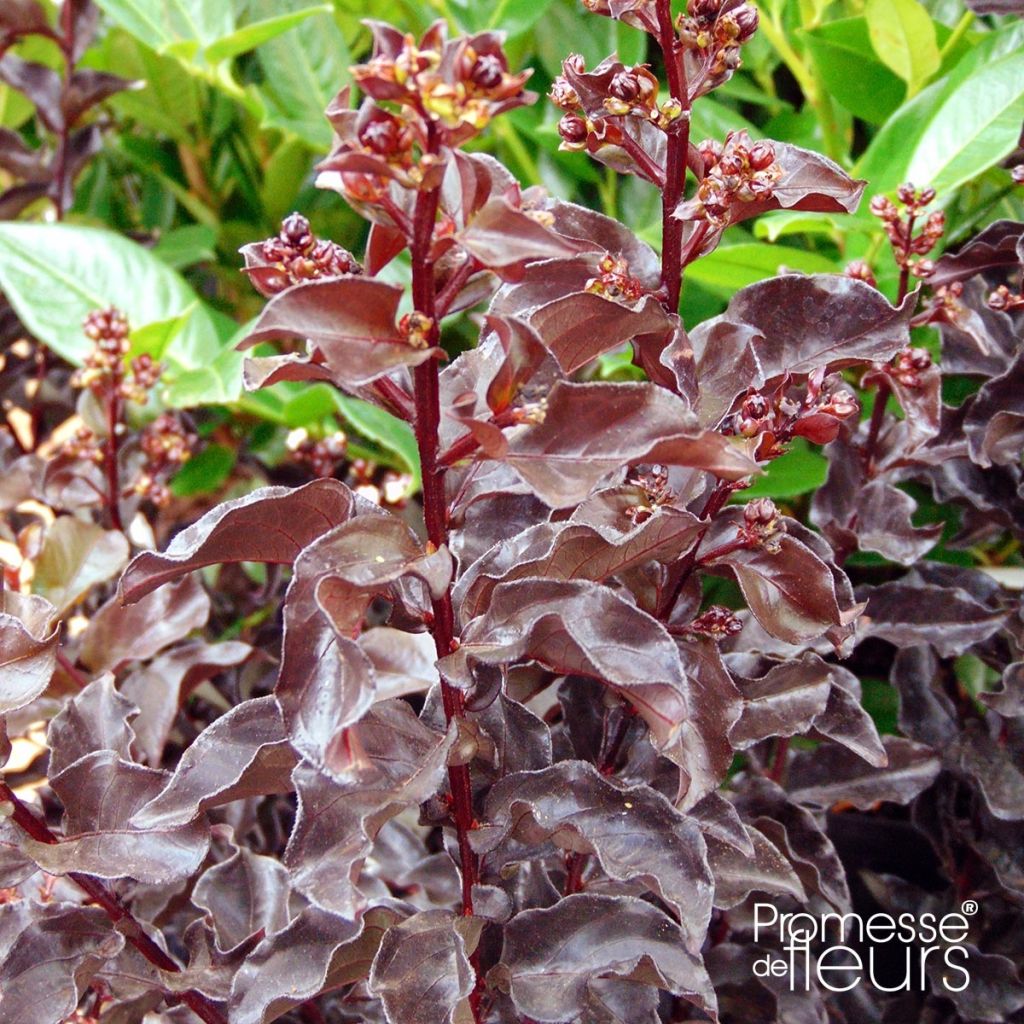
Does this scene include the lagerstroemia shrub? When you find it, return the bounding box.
[1,1,1023,1022]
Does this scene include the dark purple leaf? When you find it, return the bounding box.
[454,508,702,622]
[478,761,713,945]
[241,277,441,389]
[368,910,476,1024]
[443,578,691,755]
[927,945,1024,1022]
[0,904,124,1024]
[28,751,209,883]
[230,904,401,1024]
[0,0,50,35]
[45,674,136,778]
[277,516,450,774]
[705,823,806,909]
[0,56,63,132]
[284,700,452,916]
[456,198,583,278]
[733,778,851,911]
[192,847,291,954]
[120,479,360,603]
[78,575,209,672]
[964,349,1024,468]
[63,69,136,124]
[703,513,859,647]
[131,696,297,829]
[120,639,252,766]
[0,591,57,715]
[690,275,915,397]
[860,575,1007,657]
[502,381,757,507]
[492,894,715,1021]
[930,220,1024,286]
[786,737,940,810]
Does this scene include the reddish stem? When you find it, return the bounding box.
[51,2,75,221]
[371,376,415,422]
[408,125,483,1021]
[56,649,89,689]
[104,392,125,533]
[655,0,690,313]
[768,736,790,783]
[435,256,480,318]
[0,783,227,1024]
[616,128,667,187]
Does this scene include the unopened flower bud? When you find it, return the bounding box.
[471,54,505,90]
[689,605,743,639]
[550,77,579,109]
[748,141,775,171]
[558,113,589,147]
[733,3,759,40]
[609,69,642,102]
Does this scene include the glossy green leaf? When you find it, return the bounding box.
[865,0,940,97]
[684,242,837,296]
[333,394,421,492]
[151,224,218,270]
[0,222,209,364]
[802,17,905,124]
[170,444,236,497]
[128,308,193,361]
[252,1,351,148]
[207,5,331,64]
[737,439,828,500]
[855,23,1024,200]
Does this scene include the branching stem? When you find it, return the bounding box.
[0,783,227,1024]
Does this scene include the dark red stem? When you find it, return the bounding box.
[56,649,89,689]
[104,390,125,532]
[0,783,227,1024]
[408,125,483,1021]
[655,0,690,313]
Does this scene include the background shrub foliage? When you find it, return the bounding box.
[1,0,1023,1022]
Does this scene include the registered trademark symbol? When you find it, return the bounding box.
[962,900,979,916]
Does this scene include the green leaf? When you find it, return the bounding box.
[0,222,210,365]
[205,5,331,64]
[93,0,234,54]
[152,224,218,270]
[252,0,350,148]
[82,29,200,141]
[855,23,1024,200]
[802,17,905,124]
[484,0,557,36]
[0,223,244,408]
[170,444,236,497]
[737,439,828,500]
[865,0,940,97]
[333,394,421,493]
[129,308,193,361]
[684,242,837,296]
[689,97,759,142]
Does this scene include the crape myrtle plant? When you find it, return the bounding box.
[1,2,1024,1024]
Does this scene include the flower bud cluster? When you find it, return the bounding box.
[678,0,758,98]
[288,428,349,479]
[551,55,683,160]
[350,26,531,140]
[248,213,361,297]
[987,284,1024,313]
[71,309,164,406]
[741,497,785,552]
[584,254,645,304]
[844,260,877,288]
[692,131,782,226]
[624,463,674,525]
[348,457,411,509]
[686,604,743,639]
[870,184,944,280]
[399,311,435,349]
[134,412,195,507]
[890,347,933,389]
[727,370,858,452]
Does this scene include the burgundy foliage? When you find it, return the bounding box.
[2,3,1024,1024]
